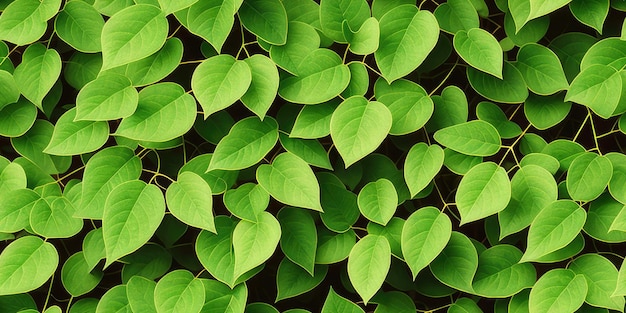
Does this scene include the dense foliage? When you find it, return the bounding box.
[1,0,626,312]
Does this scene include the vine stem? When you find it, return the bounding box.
[429,59,459,96]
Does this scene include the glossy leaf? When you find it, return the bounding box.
[515,43,568,95]
[567,152,612,202]
[61,252,103,297]
[241,54,279,119]
[456,162,511,225]
[54,1,104,52]
[239,0,287,45]
[75,72,138,121]
[528,269,587,313]
[166,171,215,233]
[44,108,109,156]
[276,258,327,301]
[430,231,478,294]
[454,28,503,78]
[467,61,529,103]
[568,254,624,311]
[357,179,397,226]
[321,287,364,313]
[0,236,58,296]
[277,207,317,275]
[13,44,61,108]
[233,212,281,280]
[434,120,501,157]
[373,78,434,136]
[154,270,205,313]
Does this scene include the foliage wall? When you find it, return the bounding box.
[1,0,626,312]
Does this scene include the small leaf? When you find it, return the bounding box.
[241,54,279,119]
[44,108,109,156]
[430,231,478,294]
[515,43,569,95]
[61,252,103,297]
[568,254,624,311]
[54,1,104,52]
[524,93,572,130]
[13,43,61,108]
[208,116,278,171]
[425,85,469,132]
[103,180,165,268]
[233,211,281,280]
[467,61,529,104]
[343,17,380,55]
[521,200,586,262]
[75,72,138,121]
[201,279,248,313]
[166,171,215,233]
[375,5,439,82]
[256,152,322,211]
[567,152,612,202]
[455,162,511,225]
[100,4,169,70]
[529,269,587,313]
[454,28,503,78]
[330,96,392,167]
[239,0,288,45]
[475,101,522,139]
[357,179,397,226]
[224,183,269,222]
[278,134,333,170]
[321,287,364,313]
[0,236,58,296]
[316,228,356,264]
[276,258,327,301]
[0,70,20,111]
[401,207,452,278]
[318,172,359,232]
[290,100,338,139]
[434,120,501,157]
[154,270,205,313]
[348,235,391,304]
[404,143,444,198]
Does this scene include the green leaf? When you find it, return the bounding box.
[96,285,130,313]
[318,172,359,232]
[54,1,104,52]
[524,93,572,130]
[521,200,586,262]
[0,188,39,233]
[115,82,196,142]
[277,207,317,275]
[43,108,109,156]
[10,121,72,176]
[534,233,585,263]
[430,231,478,294]
[0,236,58,296]
[75,146,142,219]
[75,72,138,121]
[541,139,586,171]
[13,43,61,108]
[509,0,571,31]
[341,62,369,98]
[401,206,452,278]
[475,101,522,139]
[246,302,279,313]
[63,52,102,90]
[208,116,278,171]
[374,78,434,135]
[30,197,83,238]
[276,258,327,301]
[319,0,370,43]
[375,5,439,82]
[256,152,322,211]
[100,4,168,70]
[472,245,536,297]
[348,235,391,304]
[94,0,134,16]
[316,228,356,264]
[581,37,626,72]
[568,254,624,311]
[434,120,501,157]
[515,43,569,95]
[154,270,205,313]
[549,32,596,82]
[443,148,482,175]
[425,85,469,132]
[239,0,287,45]
[166,171,215,233]
[404,143,444,198]
[269,21,320,75]
[585,193,626,243]
[330,96,392,167]
[201,279,248,313]
[178,0,236,52]
[504,13,549,47]
[567,153,612,202]
[367,217,404,259]
[467,61,529,103]
[607,152,626,204]
[241,55,279,119]
[321,287,364,313]
[343,17,379,55]
[223,183,269,222]
[519,153,560,175]
[0,0,61,45]
[370,291,416,313]
[290,101,338,139]
[278,134,333,170]
[498,165,558,239]
[278,49,351,104]
[158,0,199,15]
[233,211,281,280]
[103,180,165,268]
[455,162,511,224]
[565,64,622,119]
[357,179,397,226]
[434,0,480,34]
[61,252,103,297]
[529,269,587,313]
[195,217,239,287]
[0,163,26,193]
[448,298,482,313]
[192,54,252,118]
[615,258,626,296]
[454,28,503,78]
[0,70,19,110]
[570,0,609,33]
[126,276,157,313]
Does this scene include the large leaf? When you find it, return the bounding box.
[195,217,239,287]
[434,120,501,157]
[269,21,320,75]
[580,37,626,71]
[528,269,587,313]
[208,116,278,171]
[154,270,205,313]
[568,254,624,311]
[319,0,370,43]
[166,171,215,233]
[44,108,109,156]
[565,64,622,119]
[321,287,364,313]
[567,152,612,202]
[472,245,536,297]
[430,231,478,294]
[347,235,391,305]
[75,72,138,121]
[357,179,397,226]
[30,197,83,238]
[0,0,61,45]
[434,0,480,34]
[403,143,444,197]
[373,78,434,135]
[13,43,61,108]
[515,43,569,95]
[54,1,104,52]
[233,211,281,280]
[100,4,169,70]
[330,96,392,167]
[375,5,439,82]
[456,162,511,225]
[256,152,322,211]
[0,236,58,296]
[453,28,503,78]
[102,180,165,268]
[239,0,287,45]
[223,183,269,222]
[277,207,317,275]
[61,252,103,297]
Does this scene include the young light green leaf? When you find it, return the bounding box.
[276,258,327,301]
[100,4,168,70]
[343,17,379,55]
[425,85,469,132]
[0,163,26,193]
[348,235,391,305]
[521,200,586,262]
[374,78,434,135]
[277,207,317,275]
[278,134,333,170]
[239,0,288,45]
[454,28,503,78]
[13,43,61,108]
[0,71,19,111]
[208,116,278,171]
[515,43,569,95]
[126,276,157,313]
[201,279,248,313]
[0,236,58,296]
[10,121,72,176]
[524,93,572,130]
[158,0,199,15]
[233,211,281,280]
[195,217,238,287]
[223,183,269,222]
[30,197,83,238]
[178,0,236,52]
[472,245,536,297]
[44,108,109,156]
[115,82,196,142]
[509,0,571,31]
[401,207,452,278]
[54,1,104,52]
[94,0,134,16]
[75,72,138,121]
[166,171,215,233]
[154,270,205,313]
[567,152,612,202]
[192,54,252,118]
[434,0,480,34]
[319,0,370,43]
[61,252,103,297]
[0,188,39,233]
[96,285,130,313]
[434,120,501,157]
[316,228,356,264]
[581,37,626,71]
[375,5,439,82]
[357,179,397,226]
[570,0,609,34]
[475,101,522,139]
[367,217,404,260]
[321,287,365,313]
[404,143,444,198]
[565,64,622,119]
[615,258,626,296]
[568,254,624,311]
[241,54,279,119]
[519,153,561,175]
[103,180,165,268]
[330,96,392,167]
[290,100,338,139]
[456,162,511,225]
[430,231,478,294]
[257,152,322,211]
[82,228,105,272]
[269,21,320,75]
[528,269,587,313]
[0,0,61,45]
[467,61,529,104]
